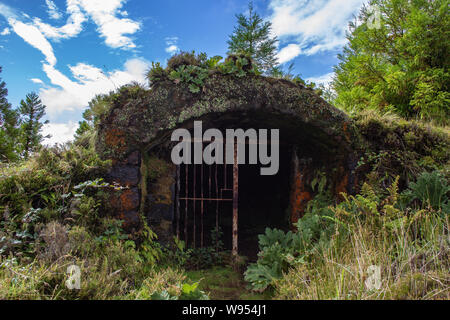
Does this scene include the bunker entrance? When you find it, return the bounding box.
[174,140,291,261]
[162,110,349,261]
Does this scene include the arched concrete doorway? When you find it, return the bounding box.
[137,110,356,259]
[95,74,360,259]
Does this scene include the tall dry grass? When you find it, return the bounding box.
[275,210,449,300]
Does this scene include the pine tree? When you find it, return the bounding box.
[18,92,49,159]
[74,109,94,141]
[0,66,19,162]
[227,2,278,73]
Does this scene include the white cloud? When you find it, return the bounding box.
[8,18,57,66]
[30,78,44,84]
[77,0,141,49]
[42,121,78,146]
[34,0,86,40]
[70,63,104,82]
[0,2,147,117]
[7,0,141,49]
[276,43,301,64]
[270,0,366,62]
[306,72,334,86]
[39,58,150,117]
[165,36,179,54]
[165,36,178,45]
[45,0,63,20]
[165,45,178,54]
[0,3,18,20]
[0,27,10,35]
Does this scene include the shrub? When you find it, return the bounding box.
[147,52,261,93]
[402,170,449,211]
[146,62,167,85]
[244,228,306,291]
[168,64,209,93]
[67,226,96,258]
[167,51,203,71]
[244,197,336,291]
[36,221,70,263]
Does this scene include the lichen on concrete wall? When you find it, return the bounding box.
[95,71,363,233]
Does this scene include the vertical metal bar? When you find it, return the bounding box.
[232,141,239,264]
[215,162,219,253]
[208,165,212,199]
[208,164,213,250]
[200,162,204,248]
[176,165,180,239]
[184,164,188,246]
[224,161,227,189]
[193,164,196,248]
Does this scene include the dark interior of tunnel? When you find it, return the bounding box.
[236,143,292,261]
[174,141,292,262]
[148,111,346,261]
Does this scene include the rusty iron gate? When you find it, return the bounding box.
[174,144,239,259]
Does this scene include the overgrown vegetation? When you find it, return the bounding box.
[0,142,211,299]
[0,133,236,299]
[146,51,261,93]
[333,0,449,125]
[353,110,449,188]
[0,0,449,301]
[246,173,449,299]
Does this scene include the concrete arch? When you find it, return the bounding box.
[95,75,360,247]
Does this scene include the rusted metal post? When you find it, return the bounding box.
[215,163,219,253]
[232,142,239,266]
[176,165,180,239]
[224,160,227,188]
[193,164,196,248]
[200,162,204,248]
[184,164,188,246]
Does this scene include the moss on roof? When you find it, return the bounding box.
[95,72,361,161]
[95,72,361,160]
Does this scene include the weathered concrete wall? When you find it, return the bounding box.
[143,155,176,242]
[95,75,362,234]
[104,150,141,232]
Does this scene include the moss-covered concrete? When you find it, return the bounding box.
[95,73,363,233]
[96,74,359,161]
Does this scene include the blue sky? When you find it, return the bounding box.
[0,0,366,145]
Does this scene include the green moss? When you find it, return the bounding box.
[147,157,170,181]
[144,156,175,208]
[95,64,356,161]
[353,110,450,190]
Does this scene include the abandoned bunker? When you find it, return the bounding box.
[95,71,362,259]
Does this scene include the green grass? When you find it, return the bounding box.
[186,266,269,300]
